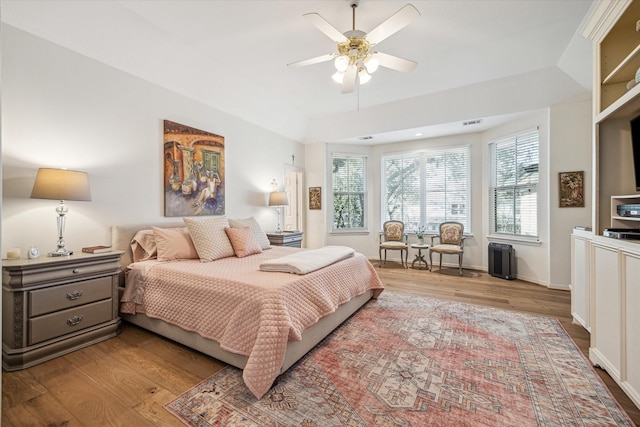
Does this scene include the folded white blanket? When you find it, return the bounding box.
[259,245,355,275]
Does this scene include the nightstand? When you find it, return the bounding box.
[267,231,304,248]
[2,251,123,371]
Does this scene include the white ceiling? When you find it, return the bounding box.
[1,0,595,144]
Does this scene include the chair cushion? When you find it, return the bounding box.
[431,244,463,254]
[384,222,404,241]
[380,241,407,249]
[441,224,463,244]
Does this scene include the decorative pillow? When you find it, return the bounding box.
[183,216,235,262]
[130,229,157,262]
[224,227,263,258]
[229,216,271,249]
[152,227,199,262]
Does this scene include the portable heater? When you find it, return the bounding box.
[488,243,515,280]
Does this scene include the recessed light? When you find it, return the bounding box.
[415,132,423,137]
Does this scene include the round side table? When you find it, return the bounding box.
[410,243,430,270]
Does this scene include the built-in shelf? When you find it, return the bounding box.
[602,43,640,85]
[579,1,640,411]
[611,194,640,228]
[595,82,640,123]
[611,216,640,222]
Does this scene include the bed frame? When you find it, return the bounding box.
[112,223,373,373]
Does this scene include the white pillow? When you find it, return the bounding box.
[229,216,271,250]
[183,216,235,262]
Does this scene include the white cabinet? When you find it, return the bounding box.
[623,251,640,405]
[571,230,592,330]
[590,240,621,379]
[588,236,640,409]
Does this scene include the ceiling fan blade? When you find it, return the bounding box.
[287,53,334,68]
[375,52,417,73]
[303,13,348,43]
[366,4,420,45]
[341,65,358,94]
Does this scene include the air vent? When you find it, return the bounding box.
[462,119,483,126]
[359,136,374,140]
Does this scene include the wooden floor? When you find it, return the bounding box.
[3,264,639,426]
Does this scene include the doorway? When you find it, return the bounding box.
[283,165,304,232]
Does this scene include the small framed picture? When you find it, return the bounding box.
[309,187,321,210]
[559,171,584,207]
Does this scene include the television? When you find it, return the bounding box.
[631,114,640,192]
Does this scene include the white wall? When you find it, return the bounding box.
[548,100,592,289]
[1,25,303,255]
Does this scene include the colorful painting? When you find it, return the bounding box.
[559,171,584,208]
[309,187,321,210]
[164,120,225,216]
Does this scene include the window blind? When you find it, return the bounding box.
[490,129,539,237]
[382,146,471,233]
[332,154,367,230]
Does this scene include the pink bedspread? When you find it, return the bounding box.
[120,246,384,399]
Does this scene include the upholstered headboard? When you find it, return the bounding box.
[111,222,183,284]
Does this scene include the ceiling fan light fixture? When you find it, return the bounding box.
[364,56,379,74]
[358,69,371,84]
[334,55,349,72]
[290,3,420,94]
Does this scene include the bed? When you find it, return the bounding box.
[112,220,384,399]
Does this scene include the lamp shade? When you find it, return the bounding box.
[268,191,289,207]
[30,168,92,201]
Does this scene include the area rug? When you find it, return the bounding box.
[164,292,634,426]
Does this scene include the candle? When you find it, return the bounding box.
[7,248,21,259]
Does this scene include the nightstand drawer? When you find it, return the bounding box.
[7,259,121,288]
[267,231,304,248]
[29,276,113,317]
[281,235,302,244]
[29,299,113,345]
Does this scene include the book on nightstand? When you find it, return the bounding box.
[82,245,113,254]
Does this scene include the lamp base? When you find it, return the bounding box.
[48,249,73,257]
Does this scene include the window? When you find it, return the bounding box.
[489,129,539,238]
[332,154,367,230]
[382,146,471,233]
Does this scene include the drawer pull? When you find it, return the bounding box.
[66,290,83,300]
[67,315,83,327]
[72,268,80,274]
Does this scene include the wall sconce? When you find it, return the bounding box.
[268,191,289,233]
[30,168,92,256]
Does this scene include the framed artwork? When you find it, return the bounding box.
[309,187,321,210]
[163,120,225,216]
[559,171,584,207]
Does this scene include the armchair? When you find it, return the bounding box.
[379,220,408,268]
[429,221,465,275]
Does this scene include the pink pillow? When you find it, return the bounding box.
[224,227,263,258]
[152,227,199,261]
[130,229,157,262]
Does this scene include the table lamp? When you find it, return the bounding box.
[30,168,92,256]
[268,191,289,233]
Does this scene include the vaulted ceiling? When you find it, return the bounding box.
[1,0,595,144]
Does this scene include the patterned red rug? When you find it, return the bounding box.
[165,292,634,426]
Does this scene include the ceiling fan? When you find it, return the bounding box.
[288,1,420,94]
